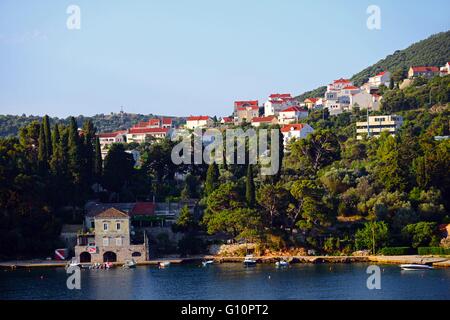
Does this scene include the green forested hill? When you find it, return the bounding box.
[296,30,450,99]
[0,113,185,137]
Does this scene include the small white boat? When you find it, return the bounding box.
[400,264,433,271]
[202,260,214,267]
[65,258,80,270]
[123,259,137,269]
[159,261,171,268]
[243,255,257,267]
[276,260,289,268]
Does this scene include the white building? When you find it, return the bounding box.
[281,124,314,148]
[440,62,450,76]
[98,130,127,158]
[356,115,403,140]
[264,93,298,116]
[278,106,308,125]
[368,71,391,87]
[185,116,214,130]
[126,127,171,144]
[350,91,381,111]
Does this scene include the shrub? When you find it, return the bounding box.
[417,247,450,255]
[379,247,413,256]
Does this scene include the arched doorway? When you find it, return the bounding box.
[80,252,91,263]
[103,251,117,262]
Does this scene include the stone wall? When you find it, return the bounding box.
[75,244,147,263]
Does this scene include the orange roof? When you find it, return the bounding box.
[304,98,318,103]
[128,127,169,134]
[94,207,129,219]
[333,78,351,84]
[252,116,277,123]
[281,124,305,133]
[98,131,125,138]
[343,86,359,90]
[411,66,439,72]
[280,106,306,113]
[234,100,258,107]
[187,116,210,121]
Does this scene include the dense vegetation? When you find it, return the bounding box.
[295,30,450,99]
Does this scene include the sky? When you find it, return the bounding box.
[0,0,449,118]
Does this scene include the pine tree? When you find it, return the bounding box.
[204,162,219,196]
[245,164,255,208]
[43,115,52,160]
[94,137,103,182]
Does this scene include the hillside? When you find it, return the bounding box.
[0,113,185,137]
[296,30,450,99]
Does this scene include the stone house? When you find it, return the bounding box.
[75,208,148,264]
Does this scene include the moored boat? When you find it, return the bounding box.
[243,255,257,267]
[276,260,289,268]
[159,261,171,268]
[123,259,137,269]
[400,264,433,271]
[202,260,214,267]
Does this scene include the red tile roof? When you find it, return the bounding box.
[304,98,318,103]
[128,127,169,134]
[269,93,292,99]
[130,202,156,216]
[333,78,351,84]
[280,106,305,113]
[162,118,172,125]
[95,207,129,219]
[222,117,233,123]
[376,71,387,76]
[98,131,127,138]
[281,124,305,133]
[252,116,277,123]
[234,101,259,107]
[411,66,439,72]
[343,86,359,90]
[187,116,210,121]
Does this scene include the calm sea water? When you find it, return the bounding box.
[0,263,449,300]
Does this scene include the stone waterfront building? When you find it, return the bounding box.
[74,208,148,264]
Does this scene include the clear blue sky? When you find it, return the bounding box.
[0,0,449,118]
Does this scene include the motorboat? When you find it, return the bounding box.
[123,259,137,269]
[159,261,171,268]
[400,264,433,271]
[65,258,80,270]
[202,260,214,267]
[243,255,257,267]
[275,260,289,268]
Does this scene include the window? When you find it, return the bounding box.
[116,223,121,230]
[103,237,109,246]
[116,237,122,246]
[103,223,108,231]
[91,221,95,228]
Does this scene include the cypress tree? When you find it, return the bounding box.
[94,136,103,181]
[205,162,219,196]
[50,124,61,175]
[37,124,47,174]
[67,117,83,189]
[82,120,96,184]
[245,164,255,208]
[43,115,52,159]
